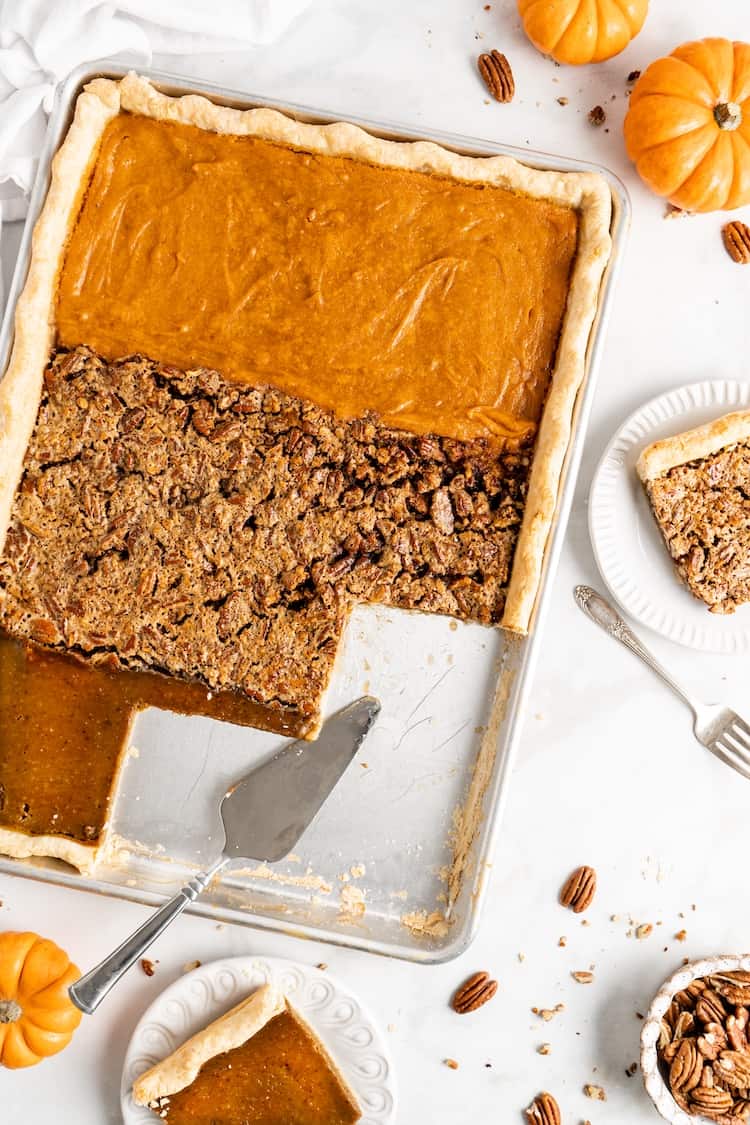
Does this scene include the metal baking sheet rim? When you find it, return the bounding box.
[0,60,630,964]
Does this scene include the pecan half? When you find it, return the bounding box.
[559,865,596,913]
[714,1051,750,1089]
[697,990,728,1026]
[723,221,750,264]
[525,1092,560,1125]
[710,972,750,1006]
[690,1085,734,1115]
[451,970,498,1013]
[477,50,515,103]
[669,1038,703,1094]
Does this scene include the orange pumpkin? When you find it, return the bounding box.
[625,38,750,212]
[0,931,82,1068]
[518,0,648,66]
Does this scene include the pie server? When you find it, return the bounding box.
[69,695,380,1015]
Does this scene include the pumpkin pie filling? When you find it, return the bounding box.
[145,1008,360,1124]
[57,114,579,445]
[133,985,361,1124]
[0,629,304,858]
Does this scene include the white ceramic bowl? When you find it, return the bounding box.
[641,953,750,1124]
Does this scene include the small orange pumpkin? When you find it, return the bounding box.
[625,38,750,212]
[0,931,82,1068]
[518,0,648,66]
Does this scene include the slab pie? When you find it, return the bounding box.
[0,72,612,865]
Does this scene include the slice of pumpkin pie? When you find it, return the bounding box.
[637,408,750,613]
[132,983,361,1124]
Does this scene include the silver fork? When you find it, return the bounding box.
[574,585,750,781]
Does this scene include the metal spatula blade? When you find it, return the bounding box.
[70,696,380,1014]
[221,695,380,863]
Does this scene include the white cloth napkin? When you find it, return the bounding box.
[0,0,312,224]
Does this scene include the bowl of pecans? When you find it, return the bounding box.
[641,955,750,1123]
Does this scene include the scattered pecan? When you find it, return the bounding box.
[559,865,596,913]
[444,1058,459,1070]
[583,1085,606,1101]
[588,105,606,126]
[525,1092,560,1125]
[636,923,653,939]
[627,69,641,83]
[141,958,156,977]
[477,50,515,103]
[723,221,750,264]
[571,971,594,984]
[451,970,498,1014]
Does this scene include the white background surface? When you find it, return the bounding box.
[2,1,750,1122]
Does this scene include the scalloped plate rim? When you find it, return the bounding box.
[120,954,397,1124]
[589,379,750,654]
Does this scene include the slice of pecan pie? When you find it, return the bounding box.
[637,409,750,613]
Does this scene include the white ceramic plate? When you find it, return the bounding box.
[121,955,396,1124]
[589,380,750,654]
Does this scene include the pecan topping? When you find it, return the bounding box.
[588,105,606,126]
[723,221,750,264]
[120,406,147,433]
[524,1092,560,1125]
[191,398,215,435]
[451,970,498,1013]
[28,617,60,646]
[477,50,515,103]
[559,865,596,913]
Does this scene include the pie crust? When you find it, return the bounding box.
[0,72,612,637]
[637,409,750,481]
[133,984,286,1105]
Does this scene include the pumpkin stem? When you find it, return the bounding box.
[714,101,742,131]
[0,998,22,1024]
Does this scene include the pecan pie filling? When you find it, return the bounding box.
[57,114,579,444]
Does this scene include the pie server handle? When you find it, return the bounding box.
[69,857,228,1015]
